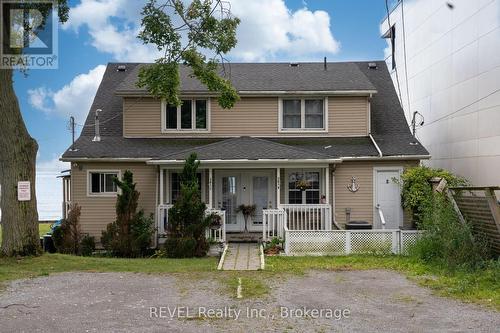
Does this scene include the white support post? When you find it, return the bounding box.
[159,168,164,205]
[325,167,330,203]
[208,168,213,208]
[345,231,352,254]
[392,230,400,254]
[276,168,281,207]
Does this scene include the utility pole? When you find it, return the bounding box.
[411,111,424,137]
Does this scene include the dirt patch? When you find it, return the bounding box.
[0,270,498,332]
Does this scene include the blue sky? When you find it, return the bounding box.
[12,0,389,219]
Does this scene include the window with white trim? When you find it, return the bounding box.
[165,99,208,131]
[287,171,320,204]
[282,98,325,130]
[89,172,118,194]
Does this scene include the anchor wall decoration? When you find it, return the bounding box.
[347,176,360,192]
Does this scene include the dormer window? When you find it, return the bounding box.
[163,99,209,132]
[279,97,327,132]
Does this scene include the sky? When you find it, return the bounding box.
[12,0,389,220]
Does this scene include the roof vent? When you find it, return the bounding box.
[368,62,377,69]
[117,65,127,71]
[289,62,299,67]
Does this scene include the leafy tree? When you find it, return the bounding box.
[0,1,69,256]
[166,153,210,257]
[137,0,240,109]
[101,171,154,257]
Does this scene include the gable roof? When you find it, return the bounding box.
[116,62,377,95]
[62,61,429,161]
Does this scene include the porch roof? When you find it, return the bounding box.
[151,136,335,162]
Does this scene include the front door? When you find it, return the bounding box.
[374,169,402,229]
[248,172,274,232]
[218,173,242,232]
[216,171,274,232]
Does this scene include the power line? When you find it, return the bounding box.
[75,96,145,128]
[422,88,500,128]
[385,0,405,119]
[400,0,412,120]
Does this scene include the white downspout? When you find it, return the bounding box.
[369,134,383,157]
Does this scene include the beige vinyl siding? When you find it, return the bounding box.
[123,96,369,137]
[334,161,418,228]
[328,96,368,136]
[71,162,157,240]
[123,98,162,136]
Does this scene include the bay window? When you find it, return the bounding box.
[281,98,326,131]
[164,99,209,131]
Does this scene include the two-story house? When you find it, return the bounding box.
[61,61,429,246]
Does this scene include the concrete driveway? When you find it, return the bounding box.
[0,270,498,332]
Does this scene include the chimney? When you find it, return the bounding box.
[324,57,327,70]
[92,109,102,142]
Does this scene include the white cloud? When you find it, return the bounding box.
[28,65,106,123]
[63,0,340,62]
[230,0,340,61]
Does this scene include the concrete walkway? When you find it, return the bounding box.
[221,242,261,270]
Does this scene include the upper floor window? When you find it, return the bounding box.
[88,171,119,196]
[164,99,208,131]
[281,98,326,131]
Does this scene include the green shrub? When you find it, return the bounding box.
[399,166,468,226]
[163,237,197,258]
[52,203,83,255]
[80,235,95,256]
[100,170,155,257]
[409,195,491,270]
[166,153,210,257]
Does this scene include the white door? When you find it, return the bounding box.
[217,173,243,232]
[375,169,402,229]
[248,172,274,232]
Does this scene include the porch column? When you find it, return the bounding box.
[325,167,330,203]
[208,168,213,208]
[276,168,281,207]
[159,168,164,205]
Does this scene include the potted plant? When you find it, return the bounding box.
[295,179,311,191]
[236,204,256,233]
[207,213,222,230]
[264,237,284,255]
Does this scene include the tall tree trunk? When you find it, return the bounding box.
[0,67,40,256]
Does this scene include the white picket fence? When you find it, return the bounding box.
[279,204,332,230]
[157,204,226,243]
[284,229,423,256]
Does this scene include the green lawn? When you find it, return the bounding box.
[0,251,498,310]
[0,223,52,246]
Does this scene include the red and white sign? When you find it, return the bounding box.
[17,181,31,201]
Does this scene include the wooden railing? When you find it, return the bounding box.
[157,204,226,243]
[279,204,332,231]
[262,209,287,241]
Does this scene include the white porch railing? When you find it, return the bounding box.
[157,204,226,243]
[279,204,332,231]
[157,204,173,236]
[284,229,424,256]
[205,208,226,243]
[375,204,386,229]
[262,209,287,241]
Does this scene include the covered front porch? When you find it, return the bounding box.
[155,163,334,243]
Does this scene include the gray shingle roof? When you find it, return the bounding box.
[116,62,376,94]
[157,136,333,161]
[62,61,429,161]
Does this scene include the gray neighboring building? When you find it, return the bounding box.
[381,0,500,186]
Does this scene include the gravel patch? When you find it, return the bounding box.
[0,270,498,332]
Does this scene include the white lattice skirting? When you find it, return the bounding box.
[284,230,423,256]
